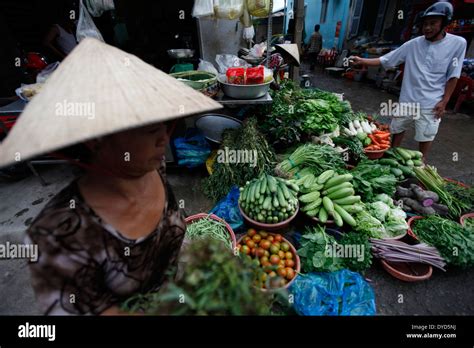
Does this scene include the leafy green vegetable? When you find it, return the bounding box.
[412,216,474,269]
[297,226,344,273]
[354,210,386,239]
[332,136,367,162]
[350,161,398,202]
[445,182,474,213]
[121,238,277,315]
[339,232,373,272]
[275,143,346,179]
[258,81,353,150]
[202,118,276,202]
[298,99,338,135]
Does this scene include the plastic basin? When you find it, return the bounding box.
[236,233,301,290]
[238,202,299,232]
[185,213,237,249]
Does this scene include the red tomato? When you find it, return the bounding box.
[274,234,283,242]
[277,267,287,278]
[285,252,293,260]
[237,244,242,251]
[251,248,257,256]
[270,255,280,265]
[285,259,295,268]
[272,241,281,249]
[268,271,277,278]
[280,242,290,252]
[278,260,286,268]
[242,236,251,244]
[285,268,295,280]
[247,229,257,237]
[262,261,272,268]
[266,235,274,242]
[246,240,256,249]
[259,240,271,250]
[252,234,262,243]
[256,248,266,257]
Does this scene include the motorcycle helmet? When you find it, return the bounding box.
[420,1,454,27]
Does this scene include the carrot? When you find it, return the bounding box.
[375,133,391,140]
[368,135,381,145]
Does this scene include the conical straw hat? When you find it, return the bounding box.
[275,44,300,66]
[0,38,222,167]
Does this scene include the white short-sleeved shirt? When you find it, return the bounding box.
[380,33,467,109]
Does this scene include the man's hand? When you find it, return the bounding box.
[349,56,364,66]
[433,100,448,119]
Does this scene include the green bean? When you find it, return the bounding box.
[186,216,233,250]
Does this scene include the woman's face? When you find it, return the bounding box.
[92,123,170,177]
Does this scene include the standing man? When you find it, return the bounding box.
[350,2,466,159]
[308,24,323,70]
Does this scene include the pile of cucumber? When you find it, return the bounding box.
[239,174,299,224]
[379,147,424,180]
[296,170,362,227]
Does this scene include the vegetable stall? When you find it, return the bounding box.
[120,75,474,316]
[123,0,473,316]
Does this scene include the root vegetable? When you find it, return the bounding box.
[401,198,436,215]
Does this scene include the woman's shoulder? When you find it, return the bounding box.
[26,180,89,241]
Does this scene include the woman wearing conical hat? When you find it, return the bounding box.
[0,38,222,315]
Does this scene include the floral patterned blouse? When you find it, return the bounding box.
[26,161,186,315]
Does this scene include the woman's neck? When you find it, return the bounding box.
[80,170,158,203]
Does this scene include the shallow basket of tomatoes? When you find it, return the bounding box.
[237,229,301,291]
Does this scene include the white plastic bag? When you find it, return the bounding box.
[36,62,60,84]
[215,54,249,73]
[76,0,104,42]
[243,26,255,41]
[192,0,214,18]
[213,0,244,20]
[198,59,219,75]
[85,0,115,17]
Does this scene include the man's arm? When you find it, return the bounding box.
[433,77,459,119]
[350,57,382,67]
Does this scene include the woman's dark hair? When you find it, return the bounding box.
[315,24,320,32]
[60,143,94,164]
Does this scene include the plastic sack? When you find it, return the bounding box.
[215,54,249,73]
[213,0,244,20]
[289,269,376,316]
[85,0,115,17]
[243,26,255,41]
[173,129,211,168]
[198,59,219,75]
[192,0,214,18]
[76,0,104,42]
[36,62,59,84]
[209,186,244,232]
[247,0,270,17]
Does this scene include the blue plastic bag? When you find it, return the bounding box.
[289,269,376,316]
[174,129,211,168]
[209,186,244,232]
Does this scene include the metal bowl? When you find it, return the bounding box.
[167,49,195,59]
[217,75,273,99]
[195,114,242,144]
